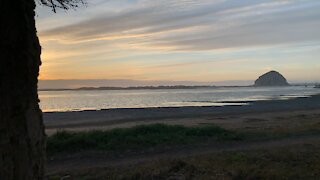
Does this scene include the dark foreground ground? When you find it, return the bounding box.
[48,141,320,179]
[45,95,320,179]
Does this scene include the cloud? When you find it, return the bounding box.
[39,0,320,51]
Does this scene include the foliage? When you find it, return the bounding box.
[47,124,239,154]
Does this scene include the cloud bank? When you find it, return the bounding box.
[36,0,320,82]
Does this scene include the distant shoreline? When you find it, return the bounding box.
[38,84,315,91]
[39,85,241,91]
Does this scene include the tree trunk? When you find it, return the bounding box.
[0,0,45,179]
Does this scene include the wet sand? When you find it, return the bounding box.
[44,94,320,135]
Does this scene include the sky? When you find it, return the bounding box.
[36,0,320,86]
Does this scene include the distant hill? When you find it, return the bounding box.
[39,85,220,91]
[39,85,267,91]
[38,79,213,89]
[254,71,289,87]
[38,79,253,89]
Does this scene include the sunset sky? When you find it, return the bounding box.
[36,0,320,84]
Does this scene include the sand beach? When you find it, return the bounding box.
[44,94,320,134]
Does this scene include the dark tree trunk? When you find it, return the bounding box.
[0,0,45,179]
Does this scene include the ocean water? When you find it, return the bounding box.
[39,86,320,112]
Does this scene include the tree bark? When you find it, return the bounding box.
[0,0,45,179]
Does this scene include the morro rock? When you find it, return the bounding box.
[254,71,289,86]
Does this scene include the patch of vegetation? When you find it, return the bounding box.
[47,124,240,154]
[49,143,320,180]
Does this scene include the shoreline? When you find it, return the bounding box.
[44,94,320,135]
[39,85,252,92]
[39,84,316,92]
[44,93,320,113]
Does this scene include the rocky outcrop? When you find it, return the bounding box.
[254,71,289,86]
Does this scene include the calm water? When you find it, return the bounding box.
[39,86,320,112]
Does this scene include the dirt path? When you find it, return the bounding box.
[46,135,320,176]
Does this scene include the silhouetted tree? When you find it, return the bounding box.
[0,0,84,179]
[39,0,85,12]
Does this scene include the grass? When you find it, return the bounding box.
[48,143,320,180]
[47,123,320,155]
[47,124,241,154]
[47,123,320,179]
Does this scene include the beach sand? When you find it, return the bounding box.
[44,94,320,135]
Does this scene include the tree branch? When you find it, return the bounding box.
[38,0,86,12]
